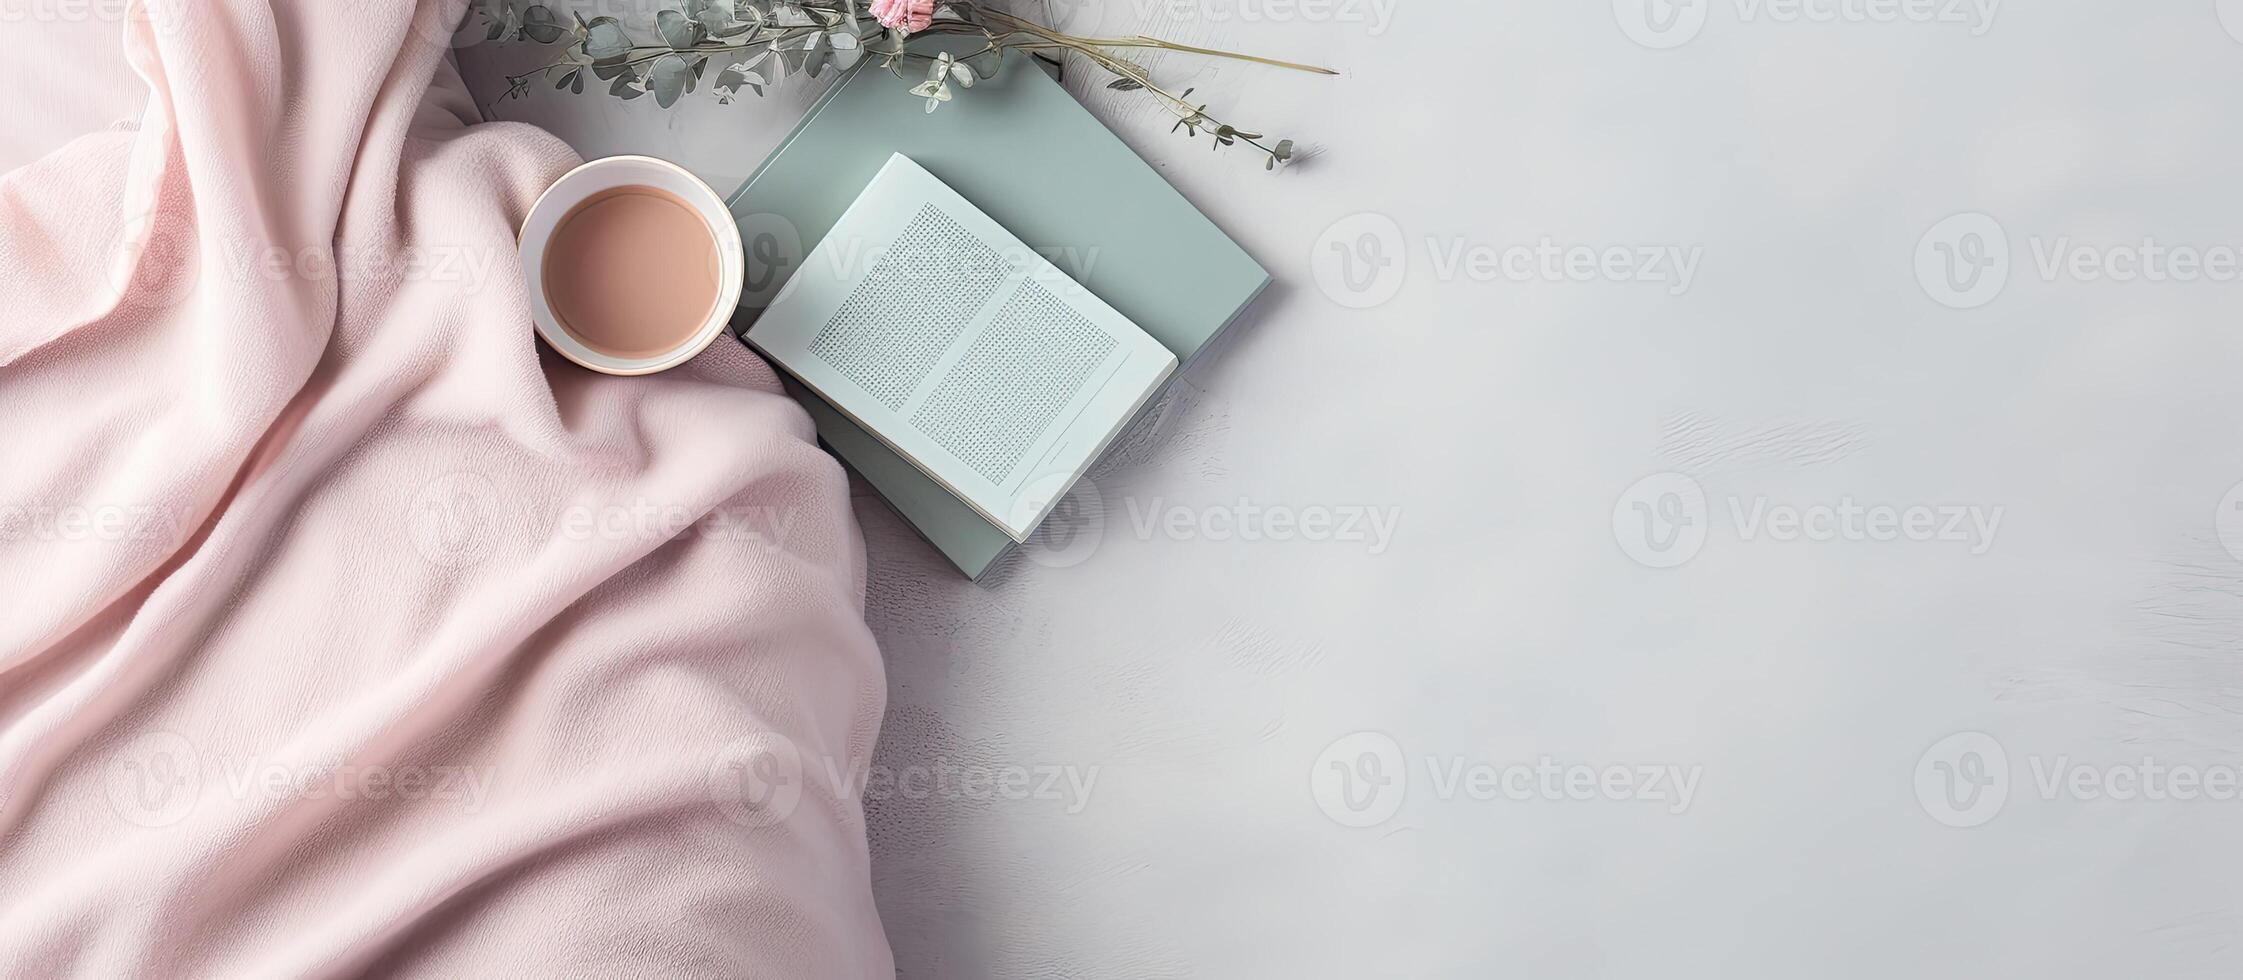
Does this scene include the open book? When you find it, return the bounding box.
[744,154,1177,542]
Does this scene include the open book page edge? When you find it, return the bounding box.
[746,154,1175,543]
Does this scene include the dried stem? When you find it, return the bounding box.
[488,0,1332,168]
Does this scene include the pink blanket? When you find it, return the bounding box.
[0,1,891,975]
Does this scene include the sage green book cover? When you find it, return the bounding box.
[726,43,1270,579]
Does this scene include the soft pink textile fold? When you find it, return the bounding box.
[0,1,891,975]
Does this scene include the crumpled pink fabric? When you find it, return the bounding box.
[0,1,891,976]
[870,0,936,35]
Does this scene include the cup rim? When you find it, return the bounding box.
[518,154,743,377]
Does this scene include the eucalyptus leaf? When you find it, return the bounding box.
[713,16,759,37]
[1268,138,1296,170]
[1107,77,1142,91]
[964,49,1004,80]
[582,16,633,60]
[714,64,766,103]
[656,8,704,49]
[520,4,565,43]
[690,0,736,33]
[649,53,692,107]
[828,30,861,50]
[800,31,830,78]
[610,71,642,98]
[769,2,817,27]
[554,68,578,90]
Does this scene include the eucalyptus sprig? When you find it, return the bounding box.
[479,0,1332,170]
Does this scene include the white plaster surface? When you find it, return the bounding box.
[18,2,2243,976]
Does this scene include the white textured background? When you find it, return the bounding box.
[18,1,2243,976]
[496,3,2243,976]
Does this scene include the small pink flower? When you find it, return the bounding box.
[871,0,935,34]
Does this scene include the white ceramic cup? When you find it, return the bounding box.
[518,155,744,376]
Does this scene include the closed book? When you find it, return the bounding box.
[726,42,1269,578]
